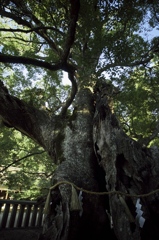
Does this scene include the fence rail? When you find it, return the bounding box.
[0,199,44,229]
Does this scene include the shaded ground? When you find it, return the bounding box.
[0,228,42,240]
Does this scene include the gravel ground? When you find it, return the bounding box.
[0,228,42,240]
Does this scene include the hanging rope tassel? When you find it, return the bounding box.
[119,195,135,223]
[44,189,51,214]
[70,185,82,212]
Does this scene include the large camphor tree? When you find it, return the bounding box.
[1,0,159,239]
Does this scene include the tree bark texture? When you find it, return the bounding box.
[93,82,159,240]
[1,80,159,240]
[41,88,114,240]
[0,80,65,161]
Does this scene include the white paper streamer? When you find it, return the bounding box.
[78,190,83,217]
[135,198,145,228]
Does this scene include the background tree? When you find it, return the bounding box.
[0,0,159,240]
[0,127,54,199]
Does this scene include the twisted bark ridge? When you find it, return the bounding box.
[0,80,65,162]
[41,88,115,240]
[93,82,159,240]
[2,76,159,240]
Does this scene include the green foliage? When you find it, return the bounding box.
[0,128,55,200]
[114,60,159,146]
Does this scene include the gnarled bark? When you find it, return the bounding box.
[93,83,159,240]
[1,79,159,240]
[40,88,115,240]
[0,80,64,161]
[39,83,159,240]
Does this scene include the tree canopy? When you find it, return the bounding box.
[0,0,159,198]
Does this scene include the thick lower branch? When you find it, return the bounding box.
[0,80,50,148]
[0,53,61,71]
[0,80,67,163]
[0,27,64,35]
[0,53,77,74]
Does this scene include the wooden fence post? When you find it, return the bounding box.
[1,202,10,228]
[8,203,18,228]
[0,199,44,229]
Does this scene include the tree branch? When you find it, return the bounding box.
[138,121,159,146]
[0,9,31,28]
[60,72,78,116]
[0,8,60,54]
[3,36,45,45]
[0,80,73,162]
[0,26,64,35]
[0,80,50,148]
[97,55,153,75]
[61,0,80,62]
[0,53,76,72]
[0,151,45,173]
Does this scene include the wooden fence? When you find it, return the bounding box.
[0,199,44,229]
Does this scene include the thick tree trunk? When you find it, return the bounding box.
[41,83,159,240]
[93,82,159,240]
[40,88,115,240]
[1,80,159,240]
